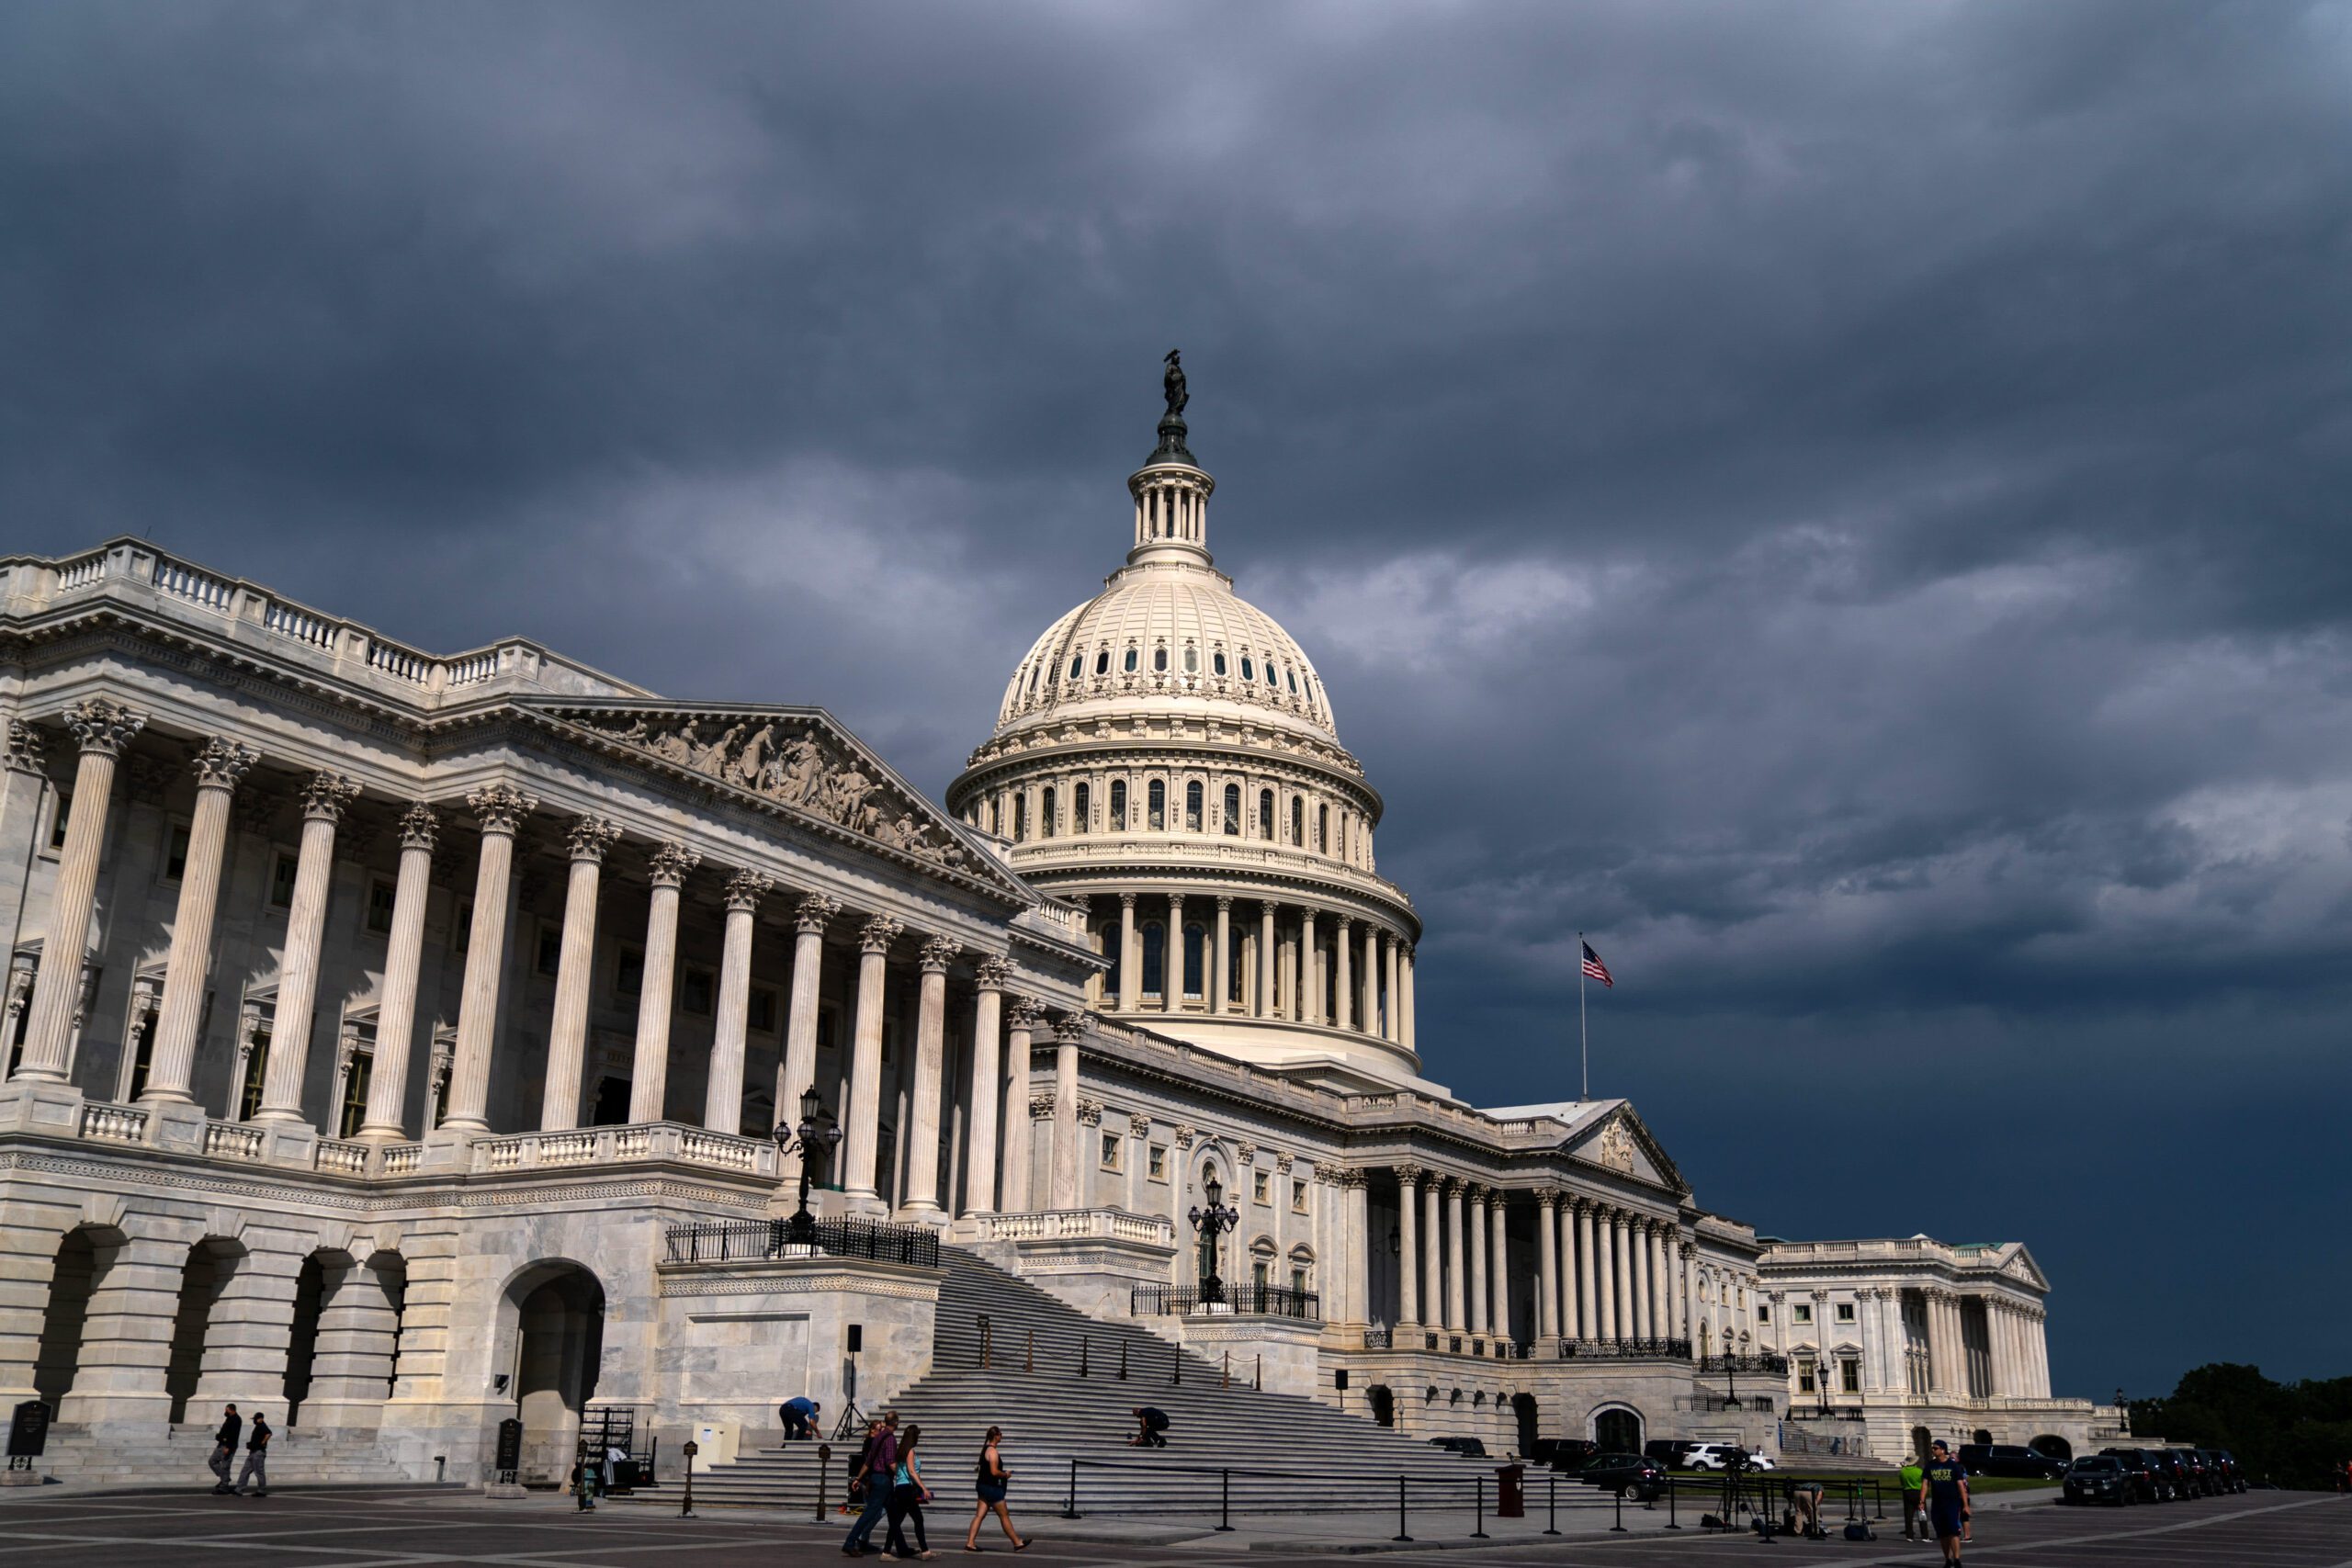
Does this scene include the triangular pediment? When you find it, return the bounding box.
[529,700,1027,900]
[1997,1244,2050,1292]
[1562,1102,1687,1196]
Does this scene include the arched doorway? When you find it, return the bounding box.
[2030,1435,2071,1461]
[505,1261,605,1483]
[165,1238,242,1425]
[282,1255,327,1425]
[1910,1426,1933,1461]
[1511,1393,1539,1458]
[33,1227,107,1413]
[1972,1427,1992,1446]
[1593,1405,1643,1453]
[1368,1384,1395,1427]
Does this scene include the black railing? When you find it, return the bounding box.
[662,1216,939,1268]
[1555,1337,1692,1360]
[1696,1351,1789,1374]
[1130,1284,1321,1320]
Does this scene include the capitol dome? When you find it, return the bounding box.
[949,359,1432,1097]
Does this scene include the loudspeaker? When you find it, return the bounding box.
[1334,1370,1349,1390]
[846,1325,863,1353]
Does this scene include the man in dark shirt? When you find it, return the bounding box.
[842,1412,898,1556]
[208,1405,242,1494]
[235,1412,272,1497]
[1129,1407,1170,1449]
[1918,1439,1970,1565]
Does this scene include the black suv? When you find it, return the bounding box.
[2203,1450,2245,1494]
[2098,1448,2166,1503]
[2168,1449,2212,1496]
[1957,1442,2069,1481]
[1645,1439,1700,1468]
[2061,1454,2133,1506]
[2145,1450,2195,1498]
[1572,1452,1668,1501]
[1530,1438,1600,1472]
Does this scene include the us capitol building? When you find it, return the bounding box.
[0,364,2117,1487]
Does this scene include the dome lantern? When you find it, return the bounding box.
[1128,349,1216,568]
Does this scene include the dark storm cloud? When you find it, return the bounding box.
[4,0,2346,1394]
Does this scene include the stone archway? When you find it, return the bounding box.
[164,1237,243,1425]
[1593,1404,1643,1453]
[503,1260,605,1483]
[1911,1425,1933,1461]
[32,1226,108,1413]
[1368,1384,1395,1427]
[2030,1434,2071,1461]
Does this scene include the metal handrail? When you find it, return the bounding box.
[1129,1283,1321,1319]
[662,1216,940,1268]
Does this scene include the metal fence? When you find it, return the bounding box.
[1555,1337,1694,1360]
[1130,1283,1321,1320]
[662,1216,940,1268]
[1696,1351,1790,1374]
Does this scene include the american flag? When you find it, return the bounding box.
[1581,940,1614,988]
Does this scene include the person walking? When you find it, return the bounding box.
[964,1426,1028,1552]
[208,1405,242,1495]
[843,1412,898,1557]
[235,1412,272,1497]
[1899,1454,1927,1540]
[882,1422,934,1561]
[780,1396,820,1441]
[1919,1439,1970,1566]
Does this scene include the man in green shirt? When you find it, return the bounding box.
[1899,1456,1927,1540]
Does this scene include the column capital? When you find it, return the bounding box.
[1397,941,1414,962]
[1076,1098,1104,1126]
[1232,1140,1259,1167]
[1118,891,1138,909]
[919,934,961,973]
[974,955,1013,991]
[299,771,360,823]
[565,815,621,863]
[1214,893,1233,910]
[4,718,45,776]
[397,802,440,852]
[1051,1010,1089,1045]
[724,867,775,913]
[1394,1160,1425,1184]
[62,696,145,756]
[1273,1150,1295,1173]
[794,891,843,934]
[466,784,537,835]
[1127,1111,1153,1139]
[190,738,259,791]
[1006,996,1046,1032]
[1166,889,1185,908]
[1171,1122,1196,1148]
[858,914,904,954]
[1437,1173,1460,1195]
[1537,1188,1560,1212]
[1332,913,1353,933]
[648,840,701,888]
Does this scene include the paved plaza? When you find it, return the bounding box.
[0,1484,2345,1567]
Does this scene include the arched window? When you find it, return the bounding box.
[1214,650,1227,675]
[1223,783,1241,835]
[1153,646,1168,672]
[1110,780,1127,829]
[1102,917,1121,996]
[1040,786,1057,838]
[1264,660,1277,686]
[1124,647,1139,673]
[1068,654,1082,680]
[1317,804,1329,852]
[1183,645,1198,673]
[1074,782,1091,831]
[1182,924,1204,999]
[1148,779,1166,830]
[1241,656,1255,681]
[1094,649,1110,676]
[989,797,1001,836]
[1012,794,1027,842]
[1258,789,1274,840]
[1286,669,1299,694]
[1028,663,1043,694]
[1184,781,1203,832]
[1290,796,1303,844]
[1141,922,1166,997]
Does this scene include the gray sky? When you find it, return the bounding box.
[5,0,2346,1397]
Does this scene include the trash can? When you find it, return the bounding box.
[1496,1462,1526,1518]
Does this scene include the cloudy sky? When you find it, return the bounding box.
[6,1,2346,1397]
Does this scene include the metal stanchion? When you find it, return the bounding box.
[814,1443,831,1522]
[1611,1485,1626,1532]
[978,1314,990,1369]
[1118,1340,1127,1380]
[1062,1458,1080,1519]
[679,1439,698,1518]
[1025,1328,1034,1374]
[1473,1476,1488,1540]
[1668,1473,1681,1529]
[1216,1469,1234,1532]
[1544,1472,1559,1536]
[1222,1350,1230,1389]
[1393,1476,1413,1543]
[1080,1335,1089,1378]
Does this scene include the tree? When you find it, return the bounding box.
[2130,1363,2352,1491]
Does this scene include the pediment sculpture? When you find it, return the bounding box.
[1596,1118,1636,1174]
[577,713,967,870]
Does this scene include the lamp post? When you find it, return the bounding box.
[772,1086,843,1247]
[1186,1172,1240,1306]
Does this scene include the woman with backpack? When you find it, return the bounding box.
[964,1427,1029,1552]
[882,1421,935,1561]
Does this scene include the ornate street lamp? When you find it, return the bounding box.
[1187,1172,1240,1306]
[772,1087,842,1247]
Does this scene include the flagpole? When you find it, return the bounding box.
[1578,930,1589,1101]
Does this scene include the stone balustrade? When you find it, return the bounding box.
[973,1207,1172,1246]
[78,1101,147,1143]
[467,1121,777,1178]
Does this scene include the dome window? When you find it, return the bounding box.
[1110,780,1127,830]
[1317,804,1329,851]
[1095,649,1111,676]
[1183,645,1198,674]
[1258,788,1274,840]
[1124,648,1139,673]
[1068,655,1083,680]
[1153,646,1169,673]
[1148,779,1165,830]
[1223,783,1241,835]
[1140,922,1166,998]
[1012,795,1027,843]
[1213,651,1227,676]
[1040,786,1057,839]
[1290,796,1303,845]
[1263,660,1277,686]
[1285,669,1299,694]
[1184,781,1203,832]
[1240,656,1255,681]
[1074,782,1091,830]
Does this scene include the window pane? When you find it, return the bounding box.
[1147,780,1164,829]
[1074,783,1090,830]
[1223,784,1240,834]
[1182,924,1204,998]
[1111,780,1126,829]
[1041,787,1056,838]
[1141,923,1165,995]
[1184,782,1202,831]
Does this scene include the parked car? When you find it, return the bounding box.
[2144,1450,2195,1498]
[1570,1451,1667,1501]
[1645,1438,1700,1468]
[1956,1442,2069,1481]
[2204,1449,2246,1494]
[1529,1438,1600,1472]
[2098,1448,2165,1503]
[2062,1455,2133,1506]
[1428,1437,1489,1459]
[2168,1449,2213,1496]
[1682,1443,1750,1472]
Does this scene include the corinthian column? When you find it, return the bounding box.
[144,739,255,1102]
[443,784,536,1132]
[1422,1175,1445,1336]
[358,805,436,1139]
[703,868,772,1134]
[1574,1199,1597,1340]
[1331,916,1353,1031]
[775,893,840,1175]
[1614,1213,1636,1343]
[19,698,143,1080]
[1384,935,1401,1043]
[256,772,358,1123]
[1212,897,1232,1012]
[1362,923,1380,1036]
[1162,894,1184,1010]
[1400,944,1416,1051]
[1466,1186,1489,1335]
[999,998,1041,1211]
[1594,1207,1617,1340]
[1443,1178,1466,1330]
[1049,1011,1083,1209]
[1298,907,1319,1026]
[1257,901,1276,1019]
[1396,1164,1423,1328]
[899,935,959,1216]
[842,914,901,1207]
[539,816,617,1131]
[625,841,699,1122]
[1490,1193,1511,1342]
[963,957,1008,1216]
[1116,893,1138,1011]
